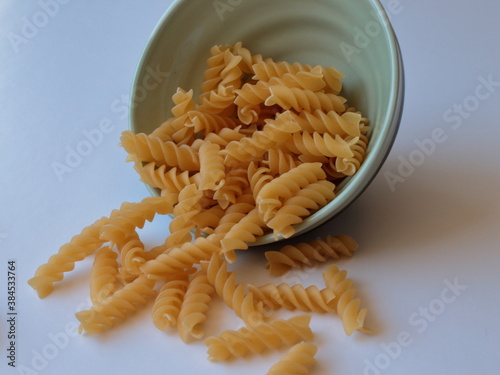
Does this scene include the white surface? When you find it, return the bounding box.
[1,1,499,374]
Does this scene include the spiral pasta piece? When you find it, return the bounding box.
[223,110,301,166]
[200,44,230,95]
[89,247,120,304]
[133,163,197,196]
[267,180,336,239]
[256,162,326,222]
[140,235,221,280]
[329,133,369,177]
[247,283,336,313]
[203,126,246,147]
[322,264,368,336]
[213,167,249,209]
[76,275,157,334]
[185,110,239,134]
[234,81,271,124]
[120,131,200,171]
[265,235,358,276]
[268,66,326,91]
[198,141,225,191]
[231,41,263,74]
[263,148,301,176]
[115,231,146,279]
[204,314,313,361]
[252,60,315,82]
[177,270,215,343]
[265,85,346,113]
[165,184,203,248]
[266,342,317,375]
[190,205,226,237]
[253,60,343,94]
[99,196,174,246]
[197,85,236,115]
[151,272,190,331]
[220,208,266,263]
[149,88,194,141]
[247,162,273,201]
[27,209,129,298]
[291,109,362,138]
[284,131,358,159]
[201,253,262,323]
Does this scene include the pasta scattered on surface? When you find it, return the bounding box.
[29,42,373,373]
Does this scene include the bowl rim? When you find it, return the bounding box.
[128,0,405,246]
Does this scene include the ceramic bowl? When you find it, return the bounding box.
[129,0,404,245]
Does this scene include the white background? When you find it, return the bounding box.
[1,0,500,374]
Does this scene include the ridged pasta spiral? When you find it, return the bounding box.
[265,235,358,276]
[151,272,190,331]
[177,270,215,343]
[199,141,225,191]
[213,167,249,209]
[252,60,343,94]
[247,162,273,201]
[234,81,271,124]
[284,131,359,159]
[27,212,122,298]
[293,109,362,138]
[133,163,197,196]
[222,110,301,166]
[99,196,174,246]
[252,60,315,82]
[266,342,317,375]
[204,314,314,361]
[190,205,226,236]
[165,184,203,248]
[197,85,236,115]
[120,131,200,171]
[328,133,369,177]
[256,162,326,222]
[231,41,263,74]
[89,247,120,304]
[200,44,230,95]
[149,88,194,141]
[211,190,256,236]
[203,126,246,147]
[247,283,336,313]
[322,264,368,336]
[220,208,266,263]
[115,231,146,278]
[185,110,239,134]
[76,275,157,334]
[267,180,336,239]
[265,85,346,113]
[201,253,262,324]
[267,66,326,91]
[140,235,221,280]
[263,148,301,176]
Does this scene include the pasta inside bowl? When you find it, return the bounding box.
[129,0,404,245]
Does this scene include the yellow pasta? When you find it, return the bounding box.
[199,141,226,191]
[76,275,156,334]
[266,342,317,375]
[265,234,358,276]
[151,272,190,331]
[256,162,326,223]
[177,270,215,343]
[204,314,314,361]
[265,85,346,113]
[30,42,375,374]
[247,282,336,313]
[201,253,262,323]
[165,184,203,248]
[89,247,120,304]
[322,264,369,336]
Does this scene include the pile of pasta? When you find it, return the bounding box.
[29,42,371,374]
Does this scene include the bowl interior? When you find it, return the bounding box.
[130,0,403,245]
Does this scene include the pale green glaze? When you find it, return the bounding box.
[130,0,404,245]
